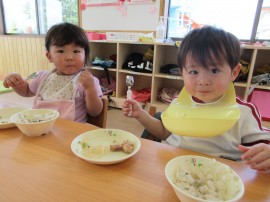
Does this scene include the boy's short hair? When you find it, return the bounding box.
[177,26,241,71]
[45,22,90,65]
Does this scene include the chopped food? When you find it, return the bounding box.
[110,140,134,154]
[173,159,241,201]
[110,144,123,151]
[13,111,57,123]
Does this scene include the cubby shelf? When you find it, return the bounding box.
[88,41,270,111]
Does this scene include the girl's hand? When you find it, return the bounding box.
[3,73,25,88]
[122,99,142,118]
[239,144,270,173]
[79,70,95,89]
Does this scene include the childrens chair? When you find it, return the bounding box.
[141,105,162,142]
[86,97,108,128]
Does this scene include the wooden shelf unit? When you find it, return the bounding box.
[88,41,270,111]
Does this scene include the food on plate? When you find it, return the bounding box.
[77,139,135,159]
[0,118,9,124]
[110,140,134,154]
[78,141,105,158]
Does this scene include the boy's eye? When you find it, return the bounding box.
[57,50,64,53]
[211,69,220,74]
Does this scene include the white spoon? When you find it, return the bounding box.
[126,75,134,116]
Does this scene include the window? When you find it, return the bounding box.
[165,0,270,42]
[1,0,78,35]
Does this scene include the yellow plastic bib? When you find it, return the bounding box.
[161,82,240,137]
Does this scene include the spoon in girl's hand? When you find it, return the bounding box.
[25,72,38,81]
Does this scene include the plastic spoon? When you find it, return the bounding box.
[126,75,134,116]
[25,72,38,81]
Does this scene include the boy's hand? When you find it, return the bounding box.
[122,99,142,118]
[239,144,270,173]
[3,73,25,88]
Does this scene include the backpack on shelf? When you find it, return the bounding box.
[122,52,153,73]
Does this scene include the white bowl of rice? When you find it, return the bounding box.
[10,108,59,137]
[165,155,244,202]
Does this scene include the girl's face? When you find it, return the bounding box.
[182,56,241,103]
[46,43,85,75]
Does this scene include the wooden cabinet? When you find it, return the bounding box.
[88,41,270,111]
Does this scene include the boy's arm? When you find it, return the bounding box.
[123,99,171,140]
[137,109,171,140]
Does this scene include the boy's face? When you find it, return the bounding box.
[46,43,85,75]
[182,57,240,103]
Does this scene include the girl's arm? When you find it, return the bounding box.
[80,71,103,117]
[3,73,34,97]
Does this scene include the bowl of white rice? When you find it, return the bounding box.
[165,155,244,202]
[10,108,59,137]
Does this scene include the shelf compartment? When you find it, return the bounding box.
[89,41,117,65]
[117,72,152,99]
[154,44,178,74]
[118,43,154,71]
[152,77,184,104]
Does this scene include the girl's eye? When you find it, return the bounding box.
[74,50,81,53]
[189,70,198,75]
[211,69,220,74]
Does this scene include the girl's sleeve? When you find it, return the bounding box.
[93,77,103,97]
[28,71,48,94]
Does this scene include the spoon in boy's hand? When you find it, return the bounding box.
[126,75,134,116]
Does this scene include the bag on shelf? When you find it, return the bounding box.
[158,88,180,104]
[92,56,116,68]
[235,60,250,81]
[251,73,270,85]
[160,64,181,76]
[131,88,151,103]
[99,75,116,95]
[254,63,270,75]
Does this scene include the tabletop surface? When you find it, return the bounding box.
[1,118,270,202]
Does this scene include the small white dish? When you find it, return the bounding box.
[165,155,244,202]
[10,108,59,137]
[71,129,141,165]
[0,107,30,129]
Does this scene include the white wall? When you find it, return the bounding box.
[81,2,160,31]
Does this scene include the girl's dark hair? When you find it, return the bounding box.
[45,22,90,65]
[177,26,241,71]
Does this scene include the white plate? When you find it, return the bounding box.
[0,107,31,129]
[71,129,141,165]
